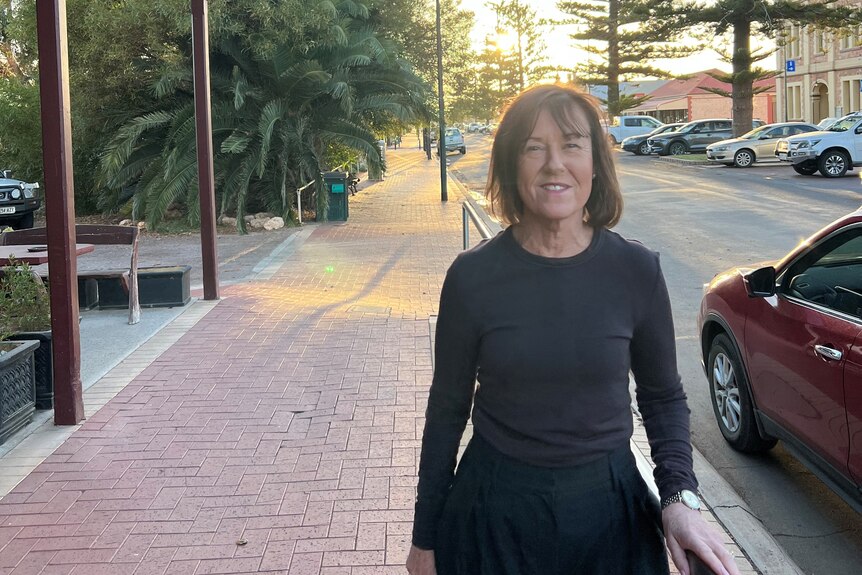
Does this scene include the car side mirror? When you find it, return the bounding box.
[1,170,10,178]
[744,266,776,298]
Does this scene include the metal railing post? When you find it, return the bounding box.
[462,204,469,250]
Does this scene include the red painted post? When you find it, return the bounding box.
[191,0,220,300]
[35,0,84,424]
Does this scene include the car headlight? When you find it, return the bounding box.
[797,139,821,149]
[711,146,728,152]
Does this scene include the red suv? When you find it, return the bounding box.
[698,210,862,511]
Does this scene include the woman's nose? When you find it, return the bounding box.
[543,147,565,172]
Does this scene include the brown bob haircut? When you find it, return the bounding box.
[485,84,622,228]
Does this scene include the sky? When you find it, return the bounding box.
[458,0,777,78]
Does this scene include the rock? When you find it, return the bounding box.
[263,217,284,231]
[220,216,237,227]
[136,221,147,230]
[255,212,274,220]
[119,219,132,226]
[249,218,266,229]
[243,215,254,223]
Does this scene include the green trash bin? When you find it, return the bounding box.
[323,171,349,221]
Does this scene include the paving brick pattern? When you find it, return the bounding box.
[0,149,754,574]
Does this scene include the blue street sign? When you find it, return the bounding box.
[786,60,796,73]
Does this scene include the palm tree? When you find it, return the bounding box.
[99,0,432,232]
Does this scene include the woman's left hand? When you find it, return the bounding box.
[662,503,741,575]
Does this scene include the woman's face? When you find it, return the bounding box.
[516,106,593,227]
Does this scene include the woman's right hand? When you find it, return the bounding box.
[406,545,436,574]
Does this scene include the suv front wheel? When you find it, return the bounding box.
[818,149,849,178]
[668,141,687,156]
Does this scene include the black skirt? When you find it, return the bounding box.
[435,433,669,575]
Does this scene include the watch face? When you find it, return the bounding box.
[681,490,701,510]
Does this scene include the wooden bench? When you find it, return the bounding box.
[0,224,141,324]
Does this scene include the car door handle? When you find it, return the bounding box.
[814,345,843,361]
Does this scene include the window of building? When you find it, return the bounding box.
[841,26,862,50]
[788,84,803,121]
[814,29,830,54]
[842,79,861,114]
[785,24,801,59]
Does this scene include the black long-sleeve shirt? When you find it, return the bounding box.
[412,226,697,549]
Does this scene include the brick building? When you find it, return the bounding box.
[777,16,862,123]
[627,70,776,124]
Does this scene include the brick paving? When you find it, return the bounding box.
[0,148,755,574]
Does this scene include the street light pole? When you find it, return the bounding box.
[436,0,447,202]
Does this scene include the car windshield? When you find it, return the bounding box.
[740,126,770,140]
[445,129,460,136]
[651,125,677,135]
[827,116,860,132]
[676,122,698,134]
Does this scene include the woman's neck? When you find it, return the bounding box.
[511,219,594,258]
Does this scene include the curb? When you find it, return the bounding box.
[656,155,714,166]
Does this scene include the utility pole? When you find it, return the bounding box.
[436,0,447,202]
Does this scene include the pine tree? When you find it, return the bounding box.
[488,0,549,91]
[671,0,862,135]
[558,0,696,119]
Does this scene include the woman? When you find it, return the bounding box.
[406,85,740,575]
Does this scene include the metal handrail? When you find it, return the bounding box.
[462,197,496,249]
[295,180,316,225]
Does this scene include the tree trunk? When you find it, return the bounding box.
[732,14,754,136]
[607,0,620,120]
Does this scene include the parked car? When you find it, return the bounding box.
[776,112,862,177]
[440,127,466,155]
[698,209,862,512]
[621,123,685,155]
[605,115,664,146]
[648,118,765,156]
[0,170,41,229]
[705,122,819,167]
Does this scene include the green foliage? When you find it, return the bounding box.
[97,0,432,231]
[559,0,699,118]
[368,0,478,123]
[0,77,42,182]
[664,1,862,134]
[488,1,550,91]
[0,258,51,340]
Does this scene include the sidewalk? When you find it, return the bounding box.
[0,147,757,574]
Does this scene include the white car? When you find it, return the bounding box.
[706,122,819,167]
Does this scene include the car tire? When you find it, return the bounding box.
[733,149,755,168]
[792,162,818,176]
[608,135,618,146]
[707,333,777,453]
[636,141,651,156]
[14,212,34,230]
[668,141,687,155]
[818,149,849,178]
[460,147,466,155]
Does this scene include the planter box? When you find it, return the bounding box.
[91,266,191,310]
[0,339,38,445]
[8,331,52,409]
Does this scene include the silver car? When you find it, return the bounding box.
[706,122,819,167]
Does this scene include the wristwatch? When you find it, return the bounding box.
[661,489,702,511]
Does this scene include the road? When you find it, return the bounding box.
[450,132,862,575]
